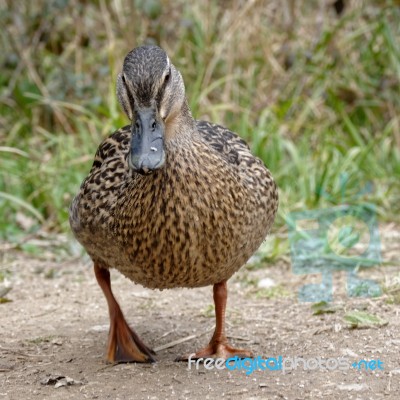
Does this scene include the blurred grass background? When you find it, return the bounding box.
[0,0,399,246]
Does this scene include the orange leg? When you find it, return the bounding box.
[177,281,253,360]
[94,263,155,363]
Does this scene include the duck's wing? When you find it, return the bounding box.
[196,120,262,167]
[88,126,131,172]
[69,126,131,227]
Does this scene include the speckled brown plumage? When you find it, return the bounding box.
[70,118,277,289]
[69,45,278,362]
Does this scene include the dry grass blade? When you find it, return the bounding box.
[154,326,214,352]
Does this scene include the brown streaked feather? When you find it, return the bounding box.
[69,118,278,290]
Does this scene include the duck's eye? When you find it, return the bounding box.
[164,72,170,84]
[122,75,126,84]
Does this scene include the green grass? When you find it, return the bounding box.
[0,0,399,244]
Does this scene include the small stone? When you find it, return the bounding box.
[257,278,276,289]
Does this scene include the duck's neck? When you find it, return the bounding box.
[165,98,196,144]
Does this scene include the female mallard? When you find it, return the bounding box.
[70,45,278,363]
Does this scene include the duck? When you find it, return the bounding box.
[69,45,278,363]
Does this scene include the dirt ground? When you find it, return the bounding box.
[0,224,399,400]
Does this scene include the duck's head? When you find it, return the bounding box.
[117,45,186,175]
